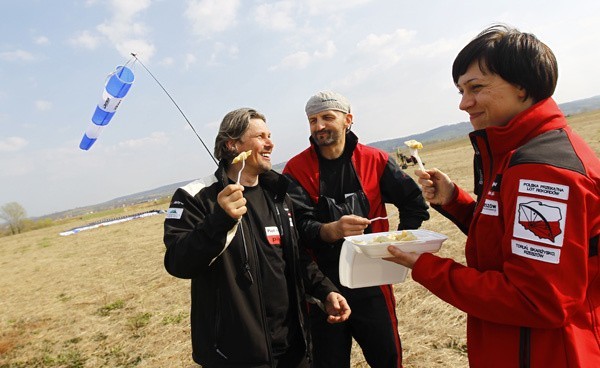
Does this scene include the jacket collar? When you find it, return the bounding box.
[470,98,567,155]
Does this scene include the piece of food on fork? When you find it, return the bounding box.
[404,139,423,150]
[232,150,252,164]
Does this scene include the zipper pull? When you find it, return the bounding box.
[244,262,254,284]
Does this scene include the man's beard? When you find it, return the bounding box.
[256,159,272,173]
[312,129,340,146]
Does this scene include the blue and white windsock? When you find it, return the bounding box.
[80,65,135,150]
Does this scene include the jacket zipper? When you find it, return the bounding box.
[475,125,532,368]
[281,199,310,360]
[244,205,275,367]
[213,288,228,360]
[239,217,254,284]
[212,217,253,361]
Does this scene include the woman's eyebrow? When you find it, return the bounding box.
[456,77,480,88]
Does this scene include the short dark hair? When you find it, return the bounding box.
[214,108,266,163]
[452,24,558,103]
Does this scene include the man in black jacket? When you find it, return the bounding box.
[164,107,350,368]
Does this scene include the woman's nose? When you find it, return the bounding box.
[459,92,474,111]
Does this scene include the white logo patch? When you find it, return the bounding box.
[481,199,499,216]
[513,196,566,247]
[511,239,561,264]
[165,207,184,220]
[518,179,569,200]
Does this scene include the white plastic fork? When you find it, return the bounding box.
[404,140,426,172]
[236,159,246,184]
[368,211,398,222]
[408,148,426,172]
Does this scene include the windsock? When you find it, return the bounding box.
[80,65,135,150]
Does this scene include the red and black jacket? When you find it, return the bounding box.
[413,98,600,367]
[283,131,429,276]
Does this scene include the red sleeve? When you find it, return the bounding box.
[434,184,476,235]
[412,164,591,328]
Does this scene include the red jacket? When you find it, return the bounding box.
[283,131,429,277]
[413,98,600,367]
[284,137,389,233]
[283,132,429,255]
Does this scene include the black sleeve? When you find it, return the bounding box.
[163,186,238,279]
[283,174,328,250]
[380,157,430,230]
[283,195,339,301]
[298,240,339,300]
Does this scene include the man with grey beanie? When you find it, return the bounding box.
[283,91,430,367]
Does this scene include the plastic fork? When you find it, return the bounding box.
[409,148,426,172]
[404,140,426,172]
[236,159,246,184]
[368,211,398,222]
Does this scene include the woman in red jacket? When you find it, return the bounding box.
[386,24,600,367]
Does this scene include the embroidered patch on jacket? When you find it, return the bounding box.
[511,239,561,264]
[518,179,569,200]
[513,196,566,246]
[285,208,294,227]
[265,226,281,245]
[487,174,502,197]
[481,199,499,216]
[165,208,184,220]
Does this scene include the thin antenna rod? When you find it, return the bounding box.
[130,53,218,166]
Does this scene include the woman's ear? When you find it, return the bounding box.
[517,86,528,100]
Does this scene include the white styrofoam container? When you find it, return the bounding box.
[344,229,448,258]
[339,240,410,288]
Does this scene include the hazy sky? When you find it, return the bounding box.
[2,0,599,218]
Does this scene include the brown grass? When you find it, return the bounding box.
[1,110,598,367]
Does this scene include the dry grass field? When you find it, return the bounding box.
[1,110,598,368]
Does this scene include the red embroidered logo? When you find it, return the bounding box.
[517,201,563,242]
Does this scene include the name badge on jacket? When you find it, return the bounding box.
[265,226,281,246]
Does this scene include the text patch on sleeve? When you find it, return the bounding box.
[518,179,569,200]
[511,239,561,264]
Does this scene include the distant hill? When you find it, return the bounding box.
[368,95,600,152]
[368,122,472,153]
[41,96,600,220]
[558,95,600,116]
[44,180,191,220]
